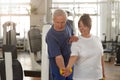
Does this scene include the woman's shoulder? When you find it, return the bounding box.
[91,35,102,42]
[72,36,81,44]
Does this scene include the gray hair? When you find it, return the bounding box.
[53,9,67,19]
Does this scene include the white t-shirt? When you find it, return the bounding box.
[71,35,103,80]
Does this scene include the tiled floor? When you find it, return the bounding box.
[0,51,120,80]
[104,61,120,80]
[18,52,41,80]
[18,52,120,80]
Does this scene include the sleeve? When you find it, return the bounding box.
[96,36,104,55]
[46,33,61,58]
[71,42,79,56]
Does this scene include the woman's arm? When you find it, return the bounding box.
[63,56,78,77]
[101,55,105,78]
[67,56,78,68]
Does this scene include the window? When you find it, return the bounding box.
[0,0,30,38]
[52,0,101,36]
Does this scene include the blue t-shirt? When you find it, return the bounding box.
[46,23,73,80]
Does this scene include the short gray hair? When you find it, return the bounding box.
[53,9,67,19]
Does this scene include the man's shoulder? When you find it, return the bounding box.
[47,26,53,33]
[46,28,53,38]
[67,19,73,23]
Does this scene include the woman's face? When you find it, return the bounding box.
[78,21,90,36]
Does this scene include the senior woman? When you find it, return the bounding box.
[64,14,105,80]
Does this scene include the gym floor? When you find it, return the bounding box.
[17,52,41,80]
[0,51,120,80]
[18,52,120,80]
[104,60,120,80]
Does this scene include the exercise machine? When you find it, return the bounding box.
[115,34,120,66]
[24,25,42,77]
[24,24,51,80]
[0,45,23,80]
[0,21,23,80]
[41,25,51,80]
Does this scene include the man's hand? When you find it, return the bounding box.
[69,35,78,43]
[60,67,72,77]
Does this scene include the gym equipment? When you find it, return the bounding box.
[59,68,72,75]
[24,25,51,79]
[102,34,118,62]
[103,41,114,62]
[0,45,23,80]
[115,34,120,66]
[24,26,42,77]
[0,21,23,80]
[41,25,51,80]
[103,38,114,62]
[115,44,120,65]
[2,21,17,46]
[24,24,51,80]
[28,28,41,53]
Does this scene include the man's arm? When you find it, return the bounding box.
[55,55,65,70]
[69,35,78,43]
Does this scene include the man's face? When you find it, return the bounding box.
[53,15,66,31]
